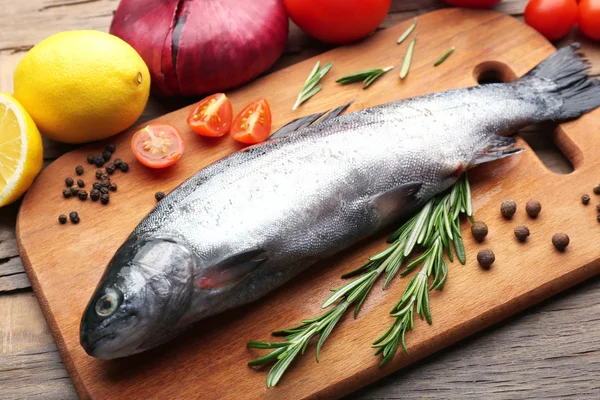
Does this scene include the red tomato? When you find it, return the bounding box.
[131,123,184,168]
[579,0,600,40]
[186,93,233,137]
[284,0,391,44]
[444,0,501,7]
[524,0,578,41]
[230,99,272,145]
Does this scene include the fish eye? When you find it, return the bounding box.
[95,289,119,317]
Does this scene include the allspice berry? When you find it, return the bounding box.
[514,225,530,242]
[477,249,495,269]
[552,233,569,251]
[525,200,541,218]
[471,221,488,242]
[500,200,517,219]
[582,194,591,205]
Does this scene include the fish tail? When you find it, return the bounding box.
[520,43,600,120]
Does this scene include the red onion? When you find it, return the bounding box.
[110,0,289,96]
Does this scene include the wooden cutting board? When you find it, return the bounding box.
[16,8,600,400]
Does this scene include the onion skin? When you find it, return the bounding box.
[110,0,289,96]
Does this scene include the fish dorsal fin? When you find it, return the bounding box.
[268,102,353,140]
[368,182,422,219]
[472,135,524,166]
[194,249,267,290]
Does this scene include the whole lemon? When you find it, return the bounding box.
[13,30,150,144]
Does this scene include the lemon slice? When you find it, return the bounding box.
[0,92,43,206]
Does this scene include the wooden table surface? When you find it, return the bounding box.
[2,1,600,399]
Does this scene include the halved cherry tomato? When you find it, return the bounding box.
[186,93,233,137]
[230,98,272,144]
[131,123,184,169]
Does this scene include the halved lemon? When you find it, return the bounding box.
[0,92,43,206]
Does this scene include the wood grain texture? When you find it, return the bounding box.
[14,8,600,399]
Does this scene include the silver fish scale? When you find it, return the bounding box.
[131,83,551,314]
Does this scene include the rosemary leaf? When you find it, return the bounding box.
[400,37,417,79]
[434,47,455,67]
[397,17,417,44]
[336,66,394,89]
[293,61,333,110]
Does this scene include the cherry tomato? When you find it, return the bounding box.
[524,0,578,41]
[579,0,600,40]
[186,93,233,137]
[284,0,391,44]
[131,123,184,168]
[230,99,272,145]
[444,0,501,8]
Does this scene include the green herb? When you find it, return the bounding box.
[248,174,473,386]
[292,61,333,110]
[397,17,417,44]
[434,47,455,67]
[400,37,416,80]
[336,66,394,89]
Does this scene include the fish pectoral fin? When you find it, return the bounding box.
[368,182,422,218]
[194,249,268,290]
[268,102,353,140]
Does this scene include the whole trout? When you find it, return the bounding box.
[81,45,600,358]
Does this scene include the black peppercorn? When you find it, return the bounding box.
[62,188,72,198]
[75,165,84,175]
[105,163,116,175]
[70,186,80,196]
[155,191,165,202]
[119,162,129,172]
[93,156,104,167]
[500,200,517,219]
[100,173,109,181]
[101,180,110,188]
[77,179,85,188]
[594,185,600,195]
[597,204,600,213]
[100,186,109,195]
[597,214,600,223]
[477,249,495,269]
[100,193,110,205]
[582,194,591,205]
[92,182,102,190]
[78,190,88,200]
[102,150,112,161]
[514,225,530,242]
[95,169,103,179]
[106,144,116,153]
[471,221,488,242]
[90,189,100,201]
[552,233,569,251]
[86,154,95,164]
[65,177,74,187]
[113,158,122,167]
[69,211,80,224]
[58,214,67,224]
[109,182,117,192]
[525,199,541,218]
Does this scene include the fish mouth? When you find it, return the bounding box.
[80,315,139,357]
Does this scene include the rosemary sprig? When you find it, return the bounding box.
[397,17,417,44]
[292,61,333,110]
[248,174,473,387]
[434,47,455,67]
[373,175,473,366]
[336,66,394,89]
[399,37,416,79]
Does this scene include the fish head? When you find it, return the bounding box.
[80,236,195,359]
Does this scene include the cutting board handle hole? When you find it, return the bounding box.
[520,123,577,174]
[473,61,517,84]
